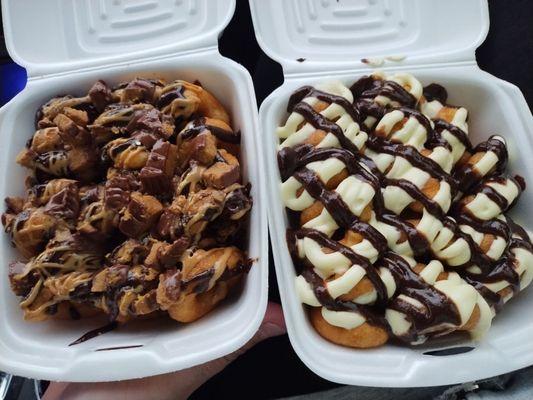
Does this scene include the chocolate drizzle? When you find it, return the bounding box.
[279,75,533,343]
[290,102,361,155]
[367,135,456,190]
[179,117,240,144]
[300,263,387,329]
[380,252,460,339]
[290,228,388,305]
[157,86,185,109]
[423,84,448,104]
[454,136,508,192]
[433,119,472,152]
[351,76,417,109]
[69,321,118,346]
[278,144,432,258]
[288,86,360,123]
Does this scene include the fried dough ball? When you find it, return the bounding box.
[309,307,389,348]
[157,247,246,323]
[159,80,230,125]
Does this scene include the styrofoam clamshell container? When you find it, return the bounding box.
[250,0,533,387]
[0,0,267,382]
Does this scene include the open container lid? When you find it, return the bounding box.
[250,0,489,75]
[2,0,236,77]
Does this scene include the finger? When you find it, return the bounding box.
[224,301,286,360]
[178,301,286,389]
[43,302,286,400]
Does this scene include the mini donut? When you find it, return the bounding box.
[159,80,230,125]
[309,307,388,349]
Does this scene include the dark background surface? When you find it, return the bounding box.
[0,0,531,399]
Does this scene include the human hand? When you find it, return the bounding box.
[42,302,285,400]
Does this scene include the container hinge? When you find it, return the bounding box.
[282,60,479,80]
[27,45,220,81]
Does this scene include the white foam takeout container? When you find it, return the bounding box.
[0,0,267,382]
[250,0,533,387]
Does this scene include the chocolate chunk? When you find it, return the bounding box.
[139,167,167,196]
[145,237,190,269]
[140,140,178,195]
[88,80,113,112]
[120,78,156,104]
[127,108,161,134]
[159,237,189,267]
[119,192,163,238]
[53,113,92,146]
[67,147,99,182]
[203,150,240,189]
[223,185,253,220]
[43,185,80,220]
[178,132,217,167]
[139,167,171,194]
[126,108,174,141]
[9,261,38,297]
[131,131,160,149]
[423,83,448,104]
[157,87,185,109]
[154,209,183,241]
[105,173,139,211]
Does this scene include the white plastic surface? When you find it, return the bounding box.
[0,1,268,383]
[2,0,236,77]
[250,0,489,74]
[254,0,533,388]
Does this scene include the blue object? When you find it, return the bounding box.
[0,62,27,106]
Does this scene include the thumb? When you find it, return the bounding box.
[43,302,286,400]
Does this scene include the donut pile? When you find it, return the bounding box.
[277,71,533,347]
[2,78,253,325]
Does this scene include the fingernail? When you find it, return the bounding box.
[261,322,286,338]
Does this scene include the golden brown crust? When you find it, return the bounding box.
[337,277,374,302]
[410,178,440,213]
[304,130,327,147]
[300,201,325,226]
[309,307,388,348]
[166,282,230,323]
[461,304,480,331]
[189,83,230,125]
